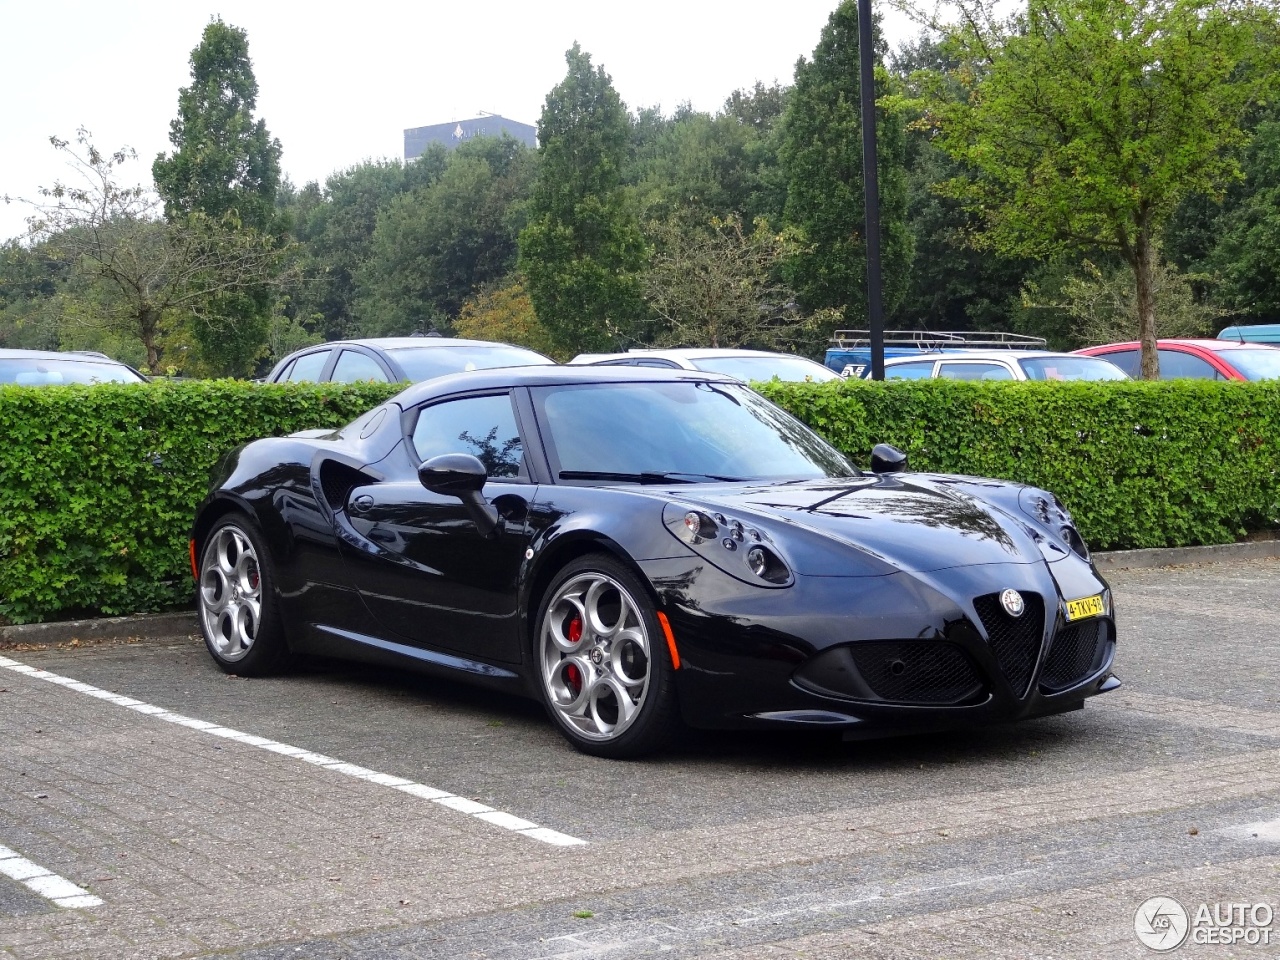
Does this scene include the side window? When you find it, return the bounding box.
[1158,349,1223,379]
[285,350,331,382]
[884,361,936,380]
[937,362,1014,381]
[331,350,389,383]
[411,394,524,480]
[275,359,296,382]
[634,359,680,368]
[1098,350,1139,377]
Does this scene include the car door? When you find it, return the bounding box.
[339,391,535,664]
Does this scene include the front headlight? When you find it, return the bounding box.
[1019,489,1089,561]
[662,502,794,586]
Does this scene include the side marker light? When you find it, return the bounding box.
[189,539,198,581]
[656,611,681,670]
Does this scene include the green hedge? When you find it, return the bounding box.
[2,378,1278,624]
[0,381,400,624]
[759,378,1280,553]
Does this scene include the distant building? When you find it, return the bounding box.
[403,115,537,160]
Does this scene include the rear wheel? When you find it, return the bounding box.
[197,514,291,675]
[536,554,680,758]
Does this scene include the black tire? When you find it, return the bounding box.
[534,553,681,758]
[196,513,292,676]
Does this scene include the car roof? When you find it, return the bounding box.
[570,348,822,363]
[393,364,741,407]
[882,350,1099,363]
[0,348,133,364]
[292,337,532,352]
[1077,339,1280,353]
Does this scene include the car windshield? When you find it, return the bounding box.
[692,355,840,383]
[535,381,856,482]
[1221,348,1280,380]
[1018,356,1128,381]
[387,344,551,382]
[0,358,144,385]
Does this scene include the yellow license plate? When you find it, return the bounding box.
[1064,594,1105,621]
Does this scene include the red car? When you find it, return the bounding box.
[1074,339,1280,381]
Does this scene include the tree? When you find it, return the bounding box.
[152,18,282,230]
[642,213,812,351]
[779,1,912,334]
[23,131,284,372]
[357,137,536,333]
[454,277,561,358]
[152,18,285,374]
[914,0,1279,377]
[518,44,648,353]
[279,152,448,343]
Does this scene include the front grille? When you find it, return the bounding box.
[792,641,984,705]
[973,592,1045,698]
[846,641,984,704]
[1040,619,1108,692]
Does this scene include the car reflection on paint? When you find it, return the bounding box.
[191,367,1119,758]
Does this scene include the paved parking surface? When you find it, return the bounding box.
[1,558,1278,958]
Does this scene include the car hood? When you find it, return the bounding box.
[677,475,1046,575]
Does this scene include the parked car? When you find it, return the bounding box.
[191,366,1118,758]
[1074,339,1280,380]
[266,337,553,384]
[1217,324,1280,345]
[878,350,1128,381]
[825,329,1048,377]
[0,349,147,386]
[569,347,840,383]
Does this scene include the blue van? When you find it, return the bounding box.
[1217,324,1280,345]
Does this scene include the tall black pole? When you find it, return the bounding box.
[857,0,885,380]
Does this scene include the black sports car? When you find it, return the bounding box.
[191,367,1119,757]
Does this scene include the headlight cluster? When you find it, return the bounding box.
[663,503,793,586]
[1021,491,1089,561]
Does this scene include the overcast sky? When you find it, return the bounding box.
[0,1,918,243]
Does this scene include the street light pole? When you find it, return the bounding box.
[857,0,885,380]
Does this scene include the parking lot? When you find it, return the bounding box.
[2,556,1278,959]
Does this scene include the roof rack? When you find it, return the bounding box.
[830,329,1047,350]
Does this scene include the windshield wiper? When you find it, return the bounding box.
[559,470,746,484]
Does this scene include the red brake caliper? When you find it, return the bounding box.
[565,616,584,693]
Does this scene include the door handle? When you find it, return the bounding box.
[350,494,374,513]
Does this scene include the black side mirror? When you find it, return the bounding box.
[418,453,500,537]
[870,443,908,474]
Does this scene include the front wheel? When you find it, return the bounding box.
[536,554,681,758]
[196,513,291,676]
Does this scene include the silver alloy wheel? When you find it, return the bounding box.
[540,571,652,742]
[199,524,263,663]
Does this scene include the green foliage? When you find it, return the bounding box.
[779,1,912,327]
[3,378,1279,623]
[759,378,1280,550]
[152,18,287,376]
[454,277,562,359]
[357,137,536,333]
[1035,254,1224,345]
[152,18,282,231]
[0,380,400,624]
[641,213,810,350]
[519,44,648,352]
[915,0,1280,375]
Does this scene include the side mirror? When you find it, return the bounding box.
[870,443,908,474]
[418,454,500,537]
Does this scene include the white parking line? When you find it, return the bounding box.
[0,655,586,847]
[0,844,102,909]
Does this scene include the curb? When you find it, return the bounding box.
[0,610,196,646]
[1,539,1277,643]
[1092,538,1280,571]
